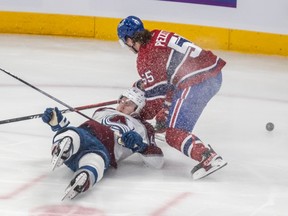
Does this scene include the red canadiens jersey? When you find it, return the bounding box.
[137,30,226,119]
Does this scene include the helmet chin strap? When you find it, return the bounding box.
[119,39,138,53]
[124,37,138,53]
[126,43,138,54]
[131,46,138,54]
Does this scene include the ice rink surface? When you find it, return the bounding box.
[0,34,287,216]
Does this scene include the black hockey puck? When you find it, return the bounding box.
[266,122,274,131]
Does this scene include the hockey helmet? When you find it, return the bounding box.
[117,16,144,44]
[119,87,146,113]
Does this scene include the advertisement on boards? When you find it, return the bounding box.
[161,0,237,8]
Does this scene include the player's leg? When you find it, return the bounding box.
[61,128,110,200]
[51,127,81,170]
[166,73,227,179]
[62,152,106,200]
[166,127,227,179]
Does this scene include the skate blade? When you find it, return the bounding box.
[61,173,87,201]
[61,186,78,201]
[192,161,228,180]
[51,154,63,171]
[51,138,70,171]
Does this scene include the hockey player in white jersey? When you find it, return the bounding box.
[42,87,164,200]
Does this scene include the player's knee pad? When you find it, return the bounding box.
[53,128,81,154]
[78,153,105,185]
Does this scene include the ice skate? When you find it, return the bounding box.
[191,145,227,180]
[62,171,90,200]
[51,136,72,170]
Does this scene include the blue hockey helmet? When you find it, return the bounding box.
[117,16,144,43]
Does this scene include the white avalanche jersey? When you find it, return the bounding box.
[92,108,162,167]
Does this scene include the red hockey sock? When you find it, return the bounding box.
[165,128,208,162]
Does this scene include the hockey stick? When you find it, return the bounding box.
[0,67,108,122]
[0,100,118,125]
[155,133,166,142]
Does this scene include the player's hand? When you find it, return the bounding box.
[42,107,70,131]
[133,79,145,91]
[121,130,148,153]
[154,107,168,133]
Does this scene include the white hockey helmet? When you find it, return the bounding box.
[119,87,146,113]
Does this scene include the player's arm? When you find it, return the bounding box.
[42,107,70,131]
[139,98,163,120]
[137,119,164,169]
[138,144,164,169]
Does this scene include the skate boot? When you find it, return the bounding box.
[51,136,72,170]
[62,171,90,200]
[191,145,227,180]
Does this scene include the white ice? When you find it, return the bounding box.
[0,34,287,216]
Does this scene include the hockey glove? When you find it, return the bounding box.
[42,107,70,132]
[121,131,148,153]
[154,107,169,133]
[155,89,173,133]
[133,79,145,91]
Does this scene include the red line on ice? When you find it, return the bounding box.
[150,192,192,216]
[0,174,47,199]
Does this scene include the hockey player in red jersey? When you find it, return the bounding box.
[42,87,164,200]
[117,16,227,180]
